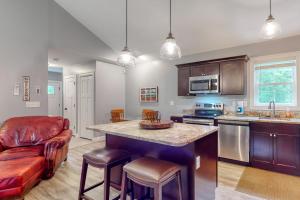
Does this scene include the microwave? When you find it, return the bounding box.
[189,74,219,94]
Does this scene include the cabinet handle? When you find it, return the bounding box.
[274,134,277,138]
[270,133,273,137]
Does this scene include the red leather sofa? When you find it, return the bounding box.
[0,116,72,200]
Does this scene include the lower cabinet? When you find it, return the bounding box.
[250,122,300,176]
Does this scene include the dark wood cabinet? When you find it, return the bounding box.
[250,122,300,176]
[170,116,183,123]
[178,66,191,96]
[220,60,246,95]
[190,63,219,77]
[176,55,248,96]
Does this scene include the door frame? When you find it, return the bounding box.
[78,72,95,139]
[63,74,77,136]
[48,80,63,116]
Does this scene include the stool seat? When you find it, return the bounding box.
[83,148,130,167]
[124,157,181,184]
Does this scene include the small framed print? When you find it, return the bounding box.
[23,76,30,101]
[140,86,158,103]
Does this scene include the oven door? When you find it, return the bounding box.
[183,118,214,126]
[189,77,210,94]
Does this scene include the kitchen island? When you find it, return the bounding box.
[88,120,218,200]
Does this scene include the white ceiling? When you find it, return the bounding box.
[54,0,300,57]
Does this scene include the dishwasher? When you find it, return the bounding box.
[218,120,250,163]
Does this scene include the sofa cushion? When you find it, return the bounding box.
[0,116,64,149]
[0,157,45,191]
[0,145,44,161]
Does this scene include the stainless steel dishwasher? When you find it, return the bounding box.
[218,120,250,163]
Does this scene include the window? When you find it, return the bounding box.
[48,85,55,95]
[251,54,299,109]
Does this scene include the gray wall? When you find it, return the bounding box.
[125,35,300,120]
[95,61,125,124]
[0,0,49,122]
[48,71,63,81]
[0,0,117,122]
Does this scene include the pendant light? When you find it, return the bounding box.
[117,0,136,67]
[261,0,281,39]
[160,0,182,60]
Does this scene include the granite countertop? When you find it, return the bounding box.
[87,120,218,147]
[216,115,300,124]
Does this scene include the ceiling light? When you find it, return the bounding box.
[160,0,181,60]
[261,0,281,39]
[117,0,136,67]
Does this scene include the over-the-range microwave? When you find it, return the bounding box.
[189,74,219,94]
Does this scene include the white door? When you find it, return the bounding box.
[64,75,77,135]
[48,81,62,116]
[79,73,95,139]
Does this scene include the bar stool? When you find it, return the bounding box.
[78,148,134,200]
[120,157,183,200]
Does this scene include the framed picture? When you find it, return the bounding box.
[23,76,30,101]
[140,86,158,103]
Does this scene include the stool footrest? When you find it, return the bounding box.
[83,181,104,193]
[80,194,95,200]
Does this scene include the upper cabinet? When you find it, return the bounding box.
[190,63,220,77]
[177,55,248,96]
[220,59,246,95]
[178,66,191,96]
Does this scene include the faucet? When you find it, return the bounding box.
[268,101,276,118]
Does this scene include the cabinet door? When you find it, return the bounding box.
[220,60,245,95]
[178,67,191,96]
[251,131,274,168]
[190,63,219,77]
[274,133,300,172]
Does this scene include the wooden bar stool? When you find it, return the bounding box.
[111,109,125,123]
[78,148,134,200]
[120,157,183,200]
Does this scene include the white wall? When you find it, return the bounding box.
[126,35,300,120]
[95,61,125,124]
[0,0,49,122]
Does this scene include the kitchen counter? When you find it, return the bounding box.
[88,120,218,200]
[216,115,300,124]
[88,120,218,147]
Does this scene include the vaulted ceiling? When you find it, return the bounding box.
[54,0,300,57]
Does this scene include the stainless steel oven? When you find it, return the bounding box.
[189,74,219,94]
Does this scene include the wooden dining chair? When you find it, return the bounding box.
[142,109,160,121]
[111,109,125,123]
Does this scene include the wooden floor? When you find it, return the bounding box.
[25,137,300,200]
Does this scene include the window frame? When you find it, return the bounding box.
[249,52,300,110]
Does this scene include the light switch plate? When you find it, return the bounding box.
[26,101,40,108]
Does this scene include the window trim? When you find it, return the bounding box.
[249,52,300,110]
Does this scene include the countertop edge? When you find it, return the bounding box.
[87,125,219,147]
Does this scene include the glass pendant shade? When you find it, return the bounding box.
[117,47,136,67]
[160,33,182,60]
[261,15,281,39]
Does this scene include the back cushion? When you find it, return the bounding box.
[0,116,64,149]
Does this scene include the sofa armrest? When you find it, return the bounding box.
[43,129,72,178]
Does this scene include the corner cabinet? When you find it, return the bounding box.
[250,122,300,176]
[220,60,246,95]
[177,66,191,96]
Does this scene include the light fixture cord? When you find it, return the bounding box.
[169,0,172,34]
[125,0,128,48]
[269,0,272,16]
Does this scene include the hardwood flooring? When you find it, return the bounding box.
[25,137,300,200]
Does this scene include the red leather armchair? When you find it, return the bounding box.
[0,116,72,199]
